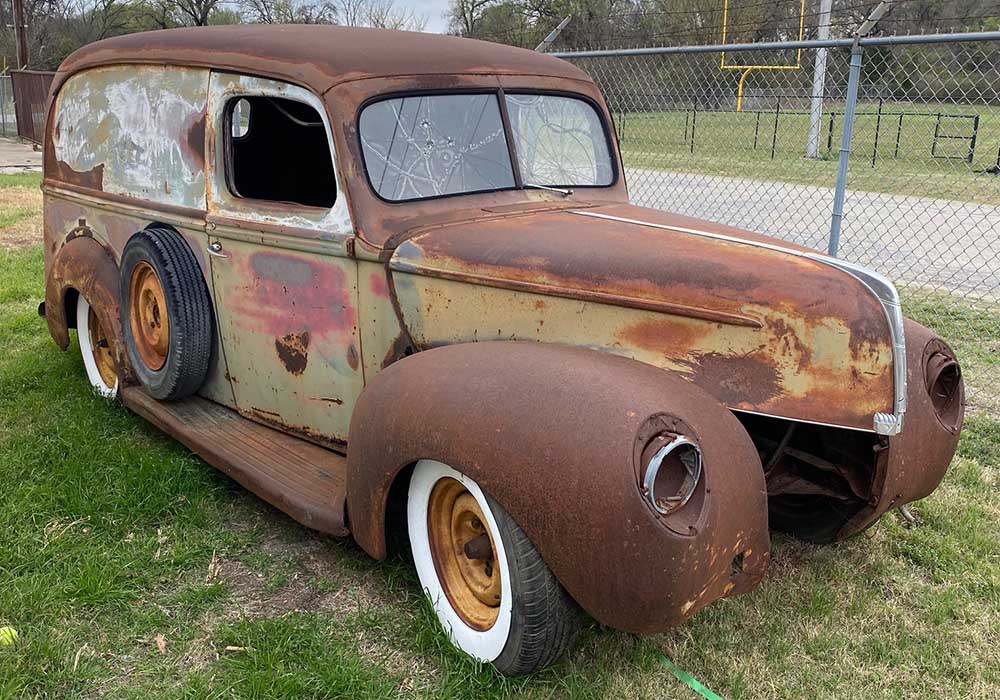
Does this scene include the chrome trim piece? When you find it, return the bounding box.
[642,436,702,515]
[572,210,907,435]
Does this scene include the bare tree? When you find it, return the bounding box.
[447,0,496,36]
[68,0,132,43]
[173,0,219,25]
[336,0,426,31]
[241,0,335,24]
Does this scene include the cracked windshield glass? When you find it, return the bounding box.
[359,92,613,201]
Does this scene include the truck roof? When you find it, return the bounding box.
[56,25,592,94]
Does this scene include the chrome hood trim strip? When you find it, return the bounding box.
[572,209,906,435]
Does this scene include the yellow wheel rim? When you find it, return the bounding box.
[87,305,117,388]
[128,261,169,371]
[427,478,502,631]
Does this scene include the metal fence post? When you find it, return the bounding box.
[828,39,864,257]
[0,77,6,138]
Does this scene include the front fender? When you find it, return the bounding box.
[45,235,132,383]
[346,341,769,633]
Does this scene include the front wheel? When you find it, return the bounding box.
[407,460,580,675]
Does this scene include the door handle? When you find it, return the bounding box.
[207,242,228,259]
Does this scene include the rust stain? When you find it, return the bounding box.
[677,351,785,407]
[617,317,712,354]
[275,331,310,375]
[849,314,887,361]
[380,332,412,369]
[765,316,813,370]
[48,160,105,192]
[184,112,206,171]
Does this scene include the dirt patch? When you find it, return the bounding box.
[0,187,43,249]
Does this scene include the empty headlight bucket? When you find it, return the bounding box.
[642,436,701,514]
[637,426,707,535]
[924,340,964,432]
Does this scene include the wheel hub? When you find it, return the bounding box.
[87,306,117,388]
[128,261,169,371]
[427,478,501,631]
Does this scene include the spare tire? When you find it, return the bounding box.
[119,227,213,400]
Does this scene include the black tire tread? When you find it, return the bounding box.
[488,495,581,675]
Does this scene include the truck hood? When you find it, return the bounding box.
[389,202,901,433]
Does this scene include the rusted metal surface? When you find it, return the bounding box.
[39,27,966,641]
[43,235,133,385]
[836,320,963,539]
[10,70,54,144]
[42,189,235,409]
[47,65,208,208]
[347,341,770,633]
[209,237,363,445]
[388,203,894,432]
[204,73,354,240]
[53,26,590,99]
[123,386,348,536]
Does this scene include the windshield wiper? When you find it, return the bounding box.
[524,182,573,197]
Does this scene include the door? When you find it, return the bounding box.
[205,72,362,445]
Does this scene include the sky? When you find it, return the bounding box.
[398,0,451,33]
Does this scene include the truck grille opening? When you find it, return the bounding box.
[735,413,879,543]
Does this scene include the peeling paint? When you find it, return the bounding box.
[51,65,208,208]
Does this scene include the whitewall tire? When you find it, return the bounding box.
[407,459,580,675]
[77,295,119,399]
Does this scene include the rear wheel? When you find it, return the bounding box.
[76,294,118,399]
[407,460,579,675]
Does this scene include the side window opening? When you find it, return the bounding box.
[225,96,336,208]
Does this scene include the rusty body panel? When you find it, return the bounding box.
[347,342,770,633]
[837,320,962,538]
[209,237,362,444]
[42,191,234,409]
[48,65,208,208]
[44,235,132,384]
[40,26,965,647]
[388,203,894,432]
[52,26,591,100]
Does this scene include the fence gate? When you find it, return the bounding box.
[10,70,56,145]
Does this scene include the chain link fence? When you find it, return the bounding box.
[0,74,16,138]
[556,33,1000,415]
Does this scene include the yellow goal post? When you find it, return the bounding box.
[720,0,807,112]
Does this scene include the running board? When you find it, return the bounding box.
[122,386,349,536]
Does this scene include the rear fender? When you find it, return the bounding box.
[346,341,770,633]
[45,235,133,383]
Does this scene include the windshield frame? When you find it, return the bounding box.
[356,87,619,204]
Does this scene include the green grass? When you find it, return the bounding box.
[0,171,42,189]
[1,237,999,696]
[618,102,1000,204]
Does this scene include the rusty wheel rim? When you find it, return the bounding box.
[427,478,502,631]
[87,305,117,388]
[128,261,169,371]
